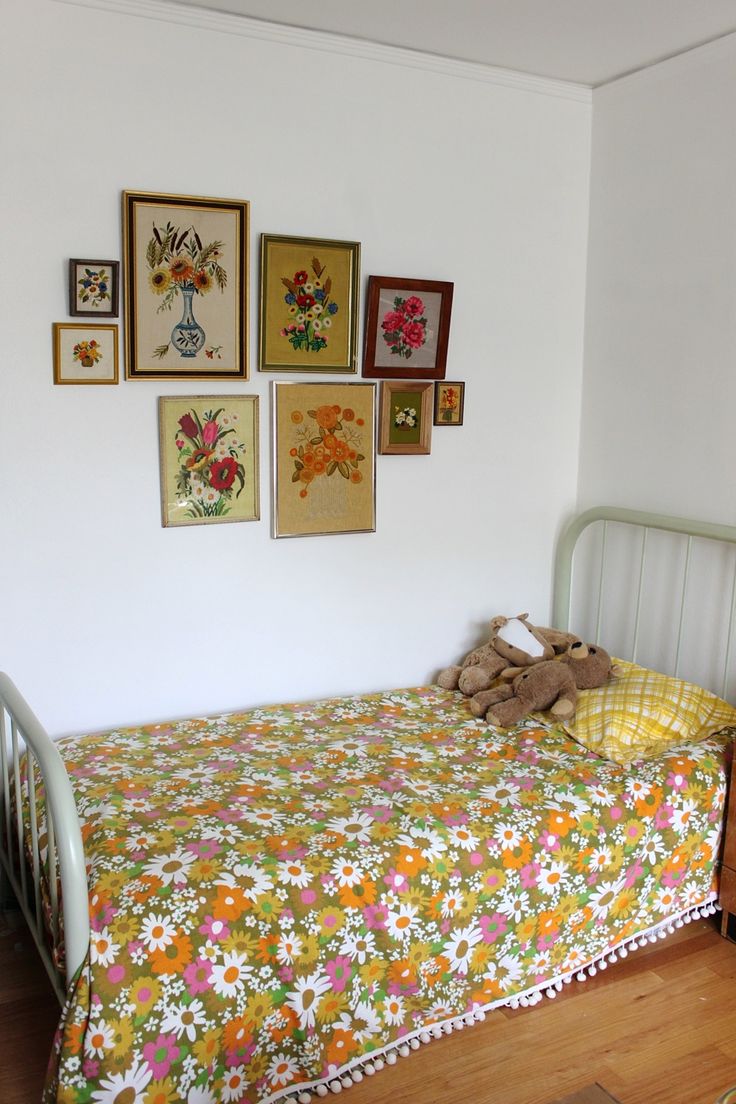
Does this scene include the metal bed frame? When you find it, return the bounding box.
[1,505,735,1006]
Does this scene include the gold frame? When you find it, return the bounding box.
[378,381,433,455]
[272,381,376,538]
[259,234,360,373]
[53,323,119,385]
[123,190,250,380]
[158,394,260,527]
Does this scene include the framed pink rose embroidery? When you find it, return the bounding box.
[362,276,453,380]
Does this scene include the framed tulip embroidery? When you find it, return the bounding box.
[158,395,260,527]
[53,323,119,384]
[272,381,376,538]
[123,191,250,380]
[259,234,361,373]
[362,275,454,380]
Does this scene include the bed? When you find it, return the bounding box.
[2,505,736,1104]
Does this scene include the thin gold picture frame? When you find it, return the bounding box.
[53,323,119,385]
[158,394,260,527]
[259,234,360,373]
[272,381,376,538]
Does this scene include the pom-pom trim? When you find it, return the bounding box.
[276,896,718,1103]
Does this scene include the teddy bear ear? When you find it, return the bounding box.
[610,663,622,677]
[568,641,589,659]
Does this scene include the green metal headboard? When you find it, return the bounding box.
[552,506,736,700]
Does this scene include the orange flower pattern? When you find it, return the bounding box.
[289,403,367,499]
[43,688,731,1104]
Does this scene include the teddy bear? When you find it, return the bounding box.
[436,613,577,698]
[468,640,615,727]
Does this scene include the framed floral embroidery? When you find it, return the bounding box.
[259,234,361,373]
[123,191,250,380]
[362,276,453,380]
[68,259,119,317]
[158,395,260,526]
[272,381,376,537]
[53,322,119,384]
[378,381,433,455]
[434,380,465,425]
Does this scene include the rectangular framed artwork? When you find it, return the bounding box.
[378,381,433,455]
[158,395,260,527]
[123,190,249,380]
[362,275,453,379]
[434,380,465,425]
[272,381,376,538]
[53,322,119,384]
[69,259,119,317]
[260,234,360,373]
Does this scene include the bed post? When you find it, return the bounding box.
[0,673,89,999]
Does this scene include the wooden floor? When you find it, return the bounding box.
[2,908,735,1104]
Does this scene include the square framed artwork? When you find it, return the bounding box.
[53,323,119,384]
[158,395,260,527]
[260,234,361,373]
[69,259,119,317]
[272,381,376,538]
[434,380,465,425]
[378,381,433,455]
[362,275,454,379]
[123,190,250,380]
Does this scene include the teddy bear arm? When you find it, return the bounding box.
[436,665,462,690]
[486,697,531,728]
[468,685,513,717]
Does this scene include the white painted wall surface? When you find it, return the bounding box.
[580,36,736,524]
[1,0,590,735]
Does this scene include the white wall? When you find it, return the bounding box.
[1,0,591,735]
[580,35,736,523]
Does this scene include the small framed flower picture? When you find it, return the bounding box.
[123,190,250,380]
[158,395,260,527]
[378,381,433,455]
[259,234,361,373]
[272,381,376,538]
[362,276,453,380]
[69,259,119,317]
[434,380,465,426]
[53,323,119,384]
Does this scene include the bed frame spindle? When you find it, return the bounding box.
[0,674,88,1003]
[554,506,736,701]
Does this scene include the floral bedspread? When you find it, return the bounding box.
[45,686,730,1104]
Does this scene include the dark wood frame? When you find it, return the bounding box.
[362,275,453,380]
[433,380,465,426]
[68,259,119,317]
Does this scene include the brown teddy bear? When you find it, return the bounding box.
[437,614,577,698]
[469,640,615,727]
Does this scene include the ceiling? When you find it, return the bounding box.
[169,0,736,86]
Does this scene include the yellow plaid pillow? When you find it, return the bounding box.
[567,659,736,765]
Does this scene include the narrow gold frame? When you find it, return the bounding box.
[53,323,119,385]
[158,394,260,528]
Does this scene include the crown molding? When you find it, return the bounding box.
[594,28,736,98]
[53,0,592,104]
